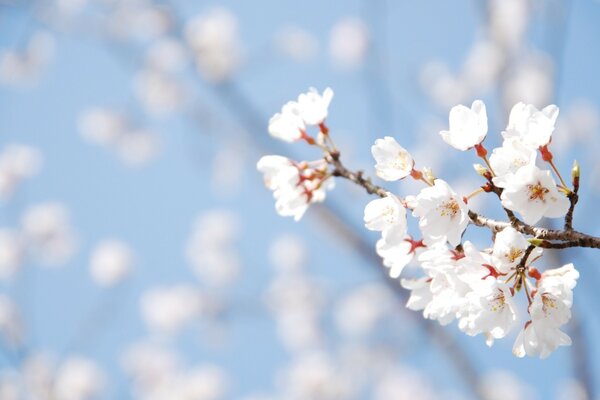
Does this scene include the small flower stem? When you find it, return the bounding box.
[546,158,570,192]
[410,169,432,187]
[464,188,485,203]
[474,144,496,176]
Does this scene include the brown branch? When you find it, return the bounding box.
[328,151,388,198]
[325,151,600,251]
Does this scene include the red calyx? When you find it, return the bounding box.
[481,264,504,279]
[474,143,487,158]
[527,267,542,281]
[404,237,426,254]
[319,123,329,135]
[410,169,423,181]
[300,130,316,145]
[450,250,465,261]
[539,145,553,162]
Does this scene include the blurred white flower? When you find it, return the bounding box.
[0,31,55,86]
[185,8,241,82]
[503,57,554,110]
[108,5,171,41]
[276,26,318,62]
[134,68,185,116]
[54,357,105,400]
[0,229,24,281]
[554,379,587,400]
[479,370,538,400]
[268,234,307,273]
[146,38,187,73]
[0,144,42,201]
[79,107,160,166]
[21,203,77,266]
[373,366,438,400]
[89,239,134,287]
[78,108,127,147]
[178,365,229,400]
[186,210,240,287]
[489,0,529,50]
[0,295,23,347]
[122,341,180,394]
[329,17,369,70]
[334,284,393,337]
[282,352,354,400]
[116,130,160,166]
[140,285,203,335]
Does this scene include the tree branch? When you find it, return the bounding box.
[327,151,600,251]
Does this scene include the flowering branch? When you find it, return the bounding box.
[258,89,600,359]
[326,147,600,250]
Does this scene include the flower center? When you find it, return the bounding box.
[506,247,524,263]
[393,152,411,171]
[541,293,557,315]
[527,182,549,202]
[382,205,397,224]
[489,290,506,312]
[438,199,460,218]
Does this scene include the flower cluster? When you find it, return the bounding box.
[258,89,591,359]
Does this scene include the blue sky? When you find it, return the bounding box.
[1,0,600,398]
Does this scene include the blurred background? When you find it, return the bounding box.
[0,0,600,399]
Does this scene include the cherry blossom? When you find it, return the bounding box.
[371,136,414,181]
[268,101,306,142]
[363,194,406,234]
[513,264,579,358]
[489,136,536,186]
[503,102,559,150]
[492,227,542,274]
[440,100,488,151]
[497,163,570,225]
[297,87,334,126]
[257,156,333,221]
[412,179,469,246]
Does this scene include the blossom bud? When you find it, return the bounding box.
[422,167,436,183]
[571,160,580,180]
[527,238,544,247]
[473,163,488,177]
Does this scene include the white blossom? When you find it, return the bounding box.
[489,136,537,186]
[376,234,424,278]
[412,179,469,246]
[492,227,542,274]
[497,163,569,225]
[363,193,406,234]
[257,156,333,221]
[513,264,579,358]
[268,101,305,142]
[371,136,414,181]
[297,87,334,126]
[440,100,488,151]
[458,280,517,346]
[503,102,559,150]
